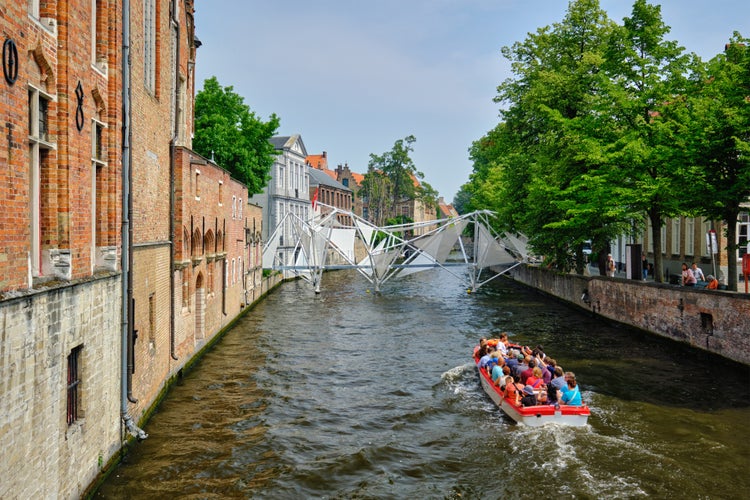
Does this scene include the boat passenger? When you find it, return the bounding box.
[491,358,507,383]
[494,365,511,387]
[543,358,556,383]
[548,367,566,403]
[487,351,502,373]
[513,355,529,379]
[503,376,521,405]
[526,366,545,389]
[520,358,536,384]
[520,385,538,407]
[560,376,583,406]
[473,338,487,358]
[497,333,509,357]
[478,350,494,372]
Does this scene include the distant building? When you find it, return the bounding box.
[437,197,459,219]
[308,167,353,226]
[335,163,365,217]
[250,135,311,269]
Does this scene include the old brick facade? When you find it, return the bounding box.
[1,1,269,497]
[0,0,123,498]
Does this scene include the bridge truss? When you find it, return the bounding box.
[262,205,532,293]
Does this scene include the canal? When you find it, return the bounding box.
[96,268,750,499]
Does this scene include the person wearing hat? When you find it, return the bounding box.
[707,275,719,290]
[520,385,538,407]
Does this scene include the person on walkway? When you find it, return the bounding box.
[682,262,697,287]
[706,275,719,290]
[691,262,706,282]
[606,254,616,277]
[642,253,649,280]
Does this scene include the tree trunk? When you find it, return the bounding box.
[649,209,664,283]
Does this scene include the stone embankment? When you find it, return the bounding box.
[507,264,750,366]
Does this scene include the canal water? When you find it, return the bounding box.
[96,268,750,499]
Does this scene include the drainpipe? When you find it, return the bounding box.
[168,0,180,361]
[121,0,147,440]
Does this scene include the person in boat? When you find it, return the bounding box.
[513,354,529,379]
[473,338,487,358]
[494,366,511,387]
[520,385,538,407]
[526,366,546,390]
[520,358,536,384]
[505,349,519,371]
[491,358,508,383]
[478,349,494,372]
[560,374,583,406]
[497,333,509,357]
[503,375,521,405]
[548,366,566,403]
[487,351,500,375]
[541,357,555,385]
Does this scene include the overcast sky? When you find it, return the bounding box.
[194,0,748,202]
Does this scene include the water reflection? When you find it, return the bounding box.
[97,268,750,499]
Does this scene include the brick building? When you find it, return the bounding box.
[0,1,123,498]
[1,1,267,497]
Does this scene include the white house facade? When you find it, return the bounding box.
[250,135,311,271]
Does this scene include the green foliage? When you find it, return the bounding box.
[682,34,750,290]
[360,135,424,226]
[465,0,745,280]
[193,76,280,195]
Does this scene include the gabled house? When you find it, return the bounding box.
[250,135,311,269]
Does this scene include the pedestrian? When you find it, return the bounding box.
[691,262,706,282]
[642,253,648,280]
[682,262,697,287]
[606,254,616,277]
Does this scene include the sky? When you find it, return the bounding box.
[194,0,749,202]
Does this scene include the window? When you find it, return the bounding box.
[739,213,750,259]
[342,178,349,187]
[218,180,223,206]
[686,218,695,256]
[194,169,200,199]
[29,0,40,18]
[67,345,83,425]
[671,218,681,255]
[143,0,157,93]
[232,195,236,219]
[92,0,107,70]
[29,85,56,277]
[238,199,242,219]
[92,118,106,271]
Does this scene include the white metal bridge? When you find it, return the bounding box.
[262,204,532,293]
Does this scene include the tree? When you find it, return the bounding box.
[684,34,750,290]
[193,76,280,194]
[452,183,473,215]
[489,0,629,273]
[360,135,425,226]
[600,0,693,282]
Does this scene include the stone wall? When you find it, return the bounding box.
[0,276,122,500]
[508,264,750,366]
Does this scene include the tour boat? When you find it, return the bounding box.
[475,354,590,427]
